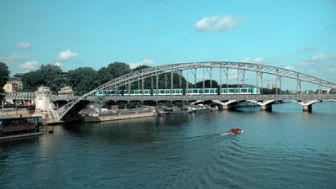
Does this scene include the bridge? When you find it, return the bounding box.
[5,61,336,120]
[54,61,336,120]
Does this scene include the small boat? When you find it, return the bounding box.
[226,128,243,134]
[220,128,243,136]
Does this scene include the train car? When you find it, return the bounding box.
[96,89,122,96]
[185,88,218,95]
[123,89,152,95]
[96,87,260,96]
[153,89,184,95]
[220,87,260,94]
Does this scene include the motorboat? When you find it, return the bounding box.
[226,128,243,135]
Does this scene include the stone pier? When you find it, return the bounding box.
[34,86,61,124]
[303,105,312,112]
[260,104,272,111]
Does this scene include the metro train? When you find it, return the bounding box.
[95,87,260,96]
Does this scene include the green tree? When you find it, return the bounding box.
[98,62,131,84]
[193,80,219,88]
[130,65,189,89]
[330,88,336,94]
[0,62,10,93]
[67,67,100,95]
[21,64,66,92]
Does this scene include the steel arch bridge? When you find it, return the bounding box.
[56,61,336,120]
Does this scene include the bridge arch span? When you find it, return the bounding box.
[57,61,336,120]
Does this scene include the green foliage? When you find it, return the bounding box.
[0,62,10,93]
[21,64,66,92]
[193,80,219,88]
[131,65,151,72]
[67,67,100,95]
[98,62,131,83]
[129,65,189,89]
[260,87,287,94]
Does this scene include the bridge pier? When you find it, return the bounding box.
[303,105,312,112]
[223,104,235,110]
[221,100,238,110]
[252,100,275,112]
[34,86,60,123]
[298,100,318,112]
[260,104,272,111]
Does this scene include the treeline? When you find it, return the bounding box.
[20,62,192,95]
[21,62,132,95]
[14,61,325,95]
[19,61,291,95]
[0,62,10,93]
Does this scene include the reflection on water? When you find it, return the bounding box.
[1,102,336,189]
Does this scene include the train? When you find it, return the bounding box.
[95,87,260,96]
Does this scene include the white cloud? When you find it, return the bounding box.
[0,54,27,64]
[129,59,155,69]
[311,53,327,62]
[195,15,241,32]
[284,66,295,70]
[297,53,333,66]
[20,60,38,70]
[241,57,264,63]
[326,67,336,73]
[54,62,62,67]
[17,42,31,49]
[57,50,78,61]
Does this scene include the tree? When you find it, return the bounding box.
[0,62,10,93]
[130,65,189,89]
[21,64,67,92]
[67,67,100,95]
[193,80,219,88]
[98,62,131,84]
[330,88,336,94]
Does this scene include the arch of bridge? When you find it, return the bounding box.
[57,61,336,119]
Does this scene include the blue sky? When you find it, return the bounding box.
[1,0,336,86]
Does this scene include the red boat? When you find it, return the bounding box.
[226,128,242,134]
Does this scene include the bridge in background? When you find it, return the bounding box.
[4,61,336,120]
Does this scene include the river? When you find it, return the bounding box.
[1,102,336,189]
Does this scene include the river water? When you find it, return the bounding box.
[1,102,336,189]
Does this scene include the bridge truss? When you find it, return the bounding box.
[57,61,336,119]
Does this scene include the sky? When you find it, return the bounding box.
[1,0,336,88]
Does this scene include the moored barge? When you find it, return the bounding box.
[0,116,52,141]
